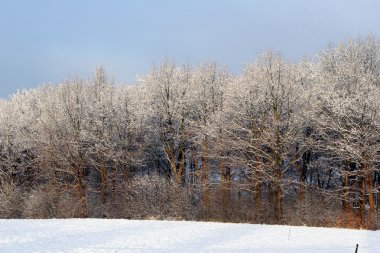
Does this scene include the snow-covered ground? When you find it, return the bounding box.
[0,219,378,253]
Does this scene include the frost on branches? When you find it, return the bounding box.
[0,36,379,229]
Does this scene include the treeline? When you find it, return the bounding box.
[0,36,379,229]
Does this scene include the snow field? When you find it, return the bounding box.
[0,219,379,253]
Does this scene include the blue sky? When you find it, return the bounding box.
[1,0,380,97]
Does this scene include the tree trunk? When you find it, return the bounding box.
[76,160,88,218]
[275,154,283,221]
[221,156,231,221]
[177,125,186,185]
[255,169,262,212]
[202,136,210,218]
[274,110,283,221]
[295,146,305,204]
[110,161,117,205]
[359,176,366,223]
[377,171,380,213]
[366,168,375,228]
[193,149,199,185]
[343,161,350,213]
[100,163,107,205]
[167,125,177,181]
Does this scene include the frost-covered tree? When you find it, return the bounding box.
[227,51,305,221]
[315,36,380,227]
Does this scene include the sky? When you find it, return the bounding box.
[1,0,380,98]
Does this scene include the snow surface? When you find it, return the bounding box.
[0,219,379,253]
